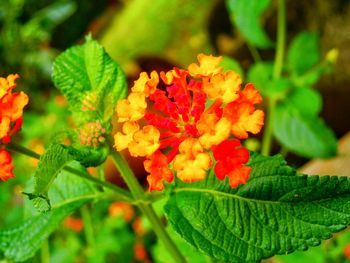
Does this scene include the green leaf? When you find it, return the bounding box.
[52,36,127,126]
[226,0,273,48]
[165,153,350,263]
[287,32,320,75]
[22,1,76,42]
[273,102,337,158]
[292,62,333,88]
[0,168,99,262]
[24,144,74,212]
[247,62,273,94]
[220,56,244,79]
[25,143,106,212]
[288,87,322,116]
[247,62,290,98]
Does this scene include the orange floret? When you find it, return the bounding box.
[128,125,160,157]
[203,71,242,103]
[224,102,264,139]
[131,71,159,96]
[116,92,147,122]
[188,54,223,77]
[144,151,173,191]
[212,139,251,188]
[0,74,28,181]
[114,121,140,151]
[0,149,14,181]
[197,113,231,149]
[173,138,211,182]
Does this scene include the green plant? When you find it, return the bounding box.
[0,1,348,263]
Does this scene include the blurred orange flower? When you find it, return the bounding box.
[114,54,264,191]
[0,150,14,181]
[63,216,84,232]
[0,74,28,181]
[109,202,135,222]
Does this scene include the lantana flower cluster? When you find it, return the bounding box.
[0,74,28,181]
[114,54,264,191]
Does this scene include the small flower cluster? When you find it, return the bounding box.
[114,54,264,191]
[78,120,106,147]
[0,74,28,181]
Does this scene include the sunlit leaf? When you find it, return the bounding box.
[287,32,320,75]
[226,0,273,48]
[273,102,337,158]
[288,87,322,116]
[165,153,349,262]
[25,143,106,212]
[247,62,290,98]
[52,36,127,126]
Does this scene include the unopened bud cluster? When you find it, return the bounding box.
[79,120,106,147]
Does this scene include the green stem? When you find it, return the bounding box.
[273,0,286,79]
[40,239,50,263]
[280,145,289,158]
[262,0,286,156]
[6,142,133,202]
[261,97,276,156]
[247,43,262,62]
[80,205,96,252]
[111,152,187,263]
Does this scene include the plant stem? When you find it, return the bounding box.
[111,152,187,263]
[247,43,262,62]
[6,142,133,202]
[262,0,286,156]
[273,0,286,80]
[40,239,50,263]
[80,205,96,252]
[261,97,276,156]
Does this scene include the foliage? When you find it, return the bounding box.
[0,0,76,91]
[0,167,99,262]
[165,153,350,262]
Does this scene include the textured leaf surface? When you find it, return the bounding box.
[0,169,98,262]
[287,32,320,75]
[164,154,349,263]
[26,143,105,212]
[227,0,273,48]
[273,102,337,158]
[25,144,73,212]
[52,36,127,125]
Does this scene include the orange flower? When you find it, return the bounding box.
[0,150,14,181]
[114,54,264,191]
[212,139,251,188]
[188,54,223,77]
[344,244,350,260]
[0,74,28,181]
[109,202,135,222]
[144,151,173,191]
[63,216,84,232]
[173,138,211,182]
[134,241,148,261]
